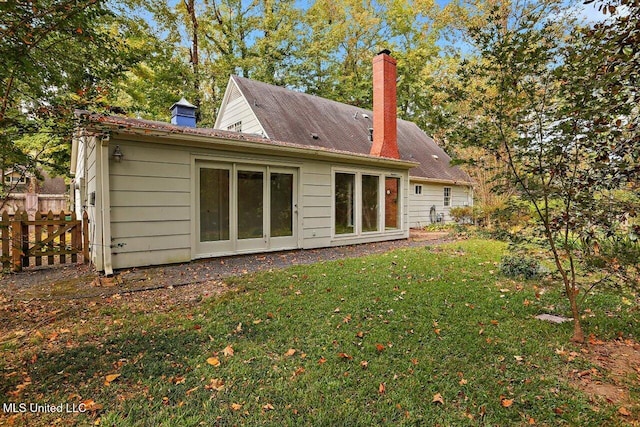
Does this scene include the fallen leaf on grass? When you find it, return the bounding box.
[501,398,514,408]
[222,345,234,357]
[360,360,369,369]
[375,343,385,352]
[83,399,104,412]
[432,393,444,404]
[186,386,199,396]
[262,403,275,411]
[318,357,327,365]
[379,383,386,394]
[205,378,225,391]
[231,403,243,411]
[104,373,120,385]
[618,407,631,416]
[338,352,353,360]
[284,348,296,357]
[207,357,221,367]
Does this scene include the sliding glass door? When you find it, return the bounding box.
[196,161,297,256]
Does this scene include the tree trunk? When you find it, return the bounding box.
[184,0,201,121]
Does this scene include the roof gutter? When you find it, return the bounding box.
[409,175,475,186]
[85,121,420,170]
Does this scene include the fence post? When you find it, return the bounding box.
[59,210,66,264]
[20,211,29,268]
[11,212,23,272]
[71,211,78,263]
[1,210,9,271]
[34,211,42,266]
[47,210,54,265]
[82,210,89,263]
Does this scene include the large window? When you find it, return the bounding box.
[200,168,230,241]
[335,173,355,234]
[334,171,402,236]
[270,172,294,237]
[361,175,379,232]
[385,177,400,230]
[444,187,451,207]
[237,170,264,239]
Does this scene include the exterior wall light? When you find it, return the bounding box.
[112,145,124,162]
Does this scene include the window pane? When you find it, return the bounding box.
[362,175,379,232]
[335,173,355,234]
[385,177,400,230]
[444,187,451,207]
[200,168,230,241]
[270,173,293,237]
[238,170,264,239]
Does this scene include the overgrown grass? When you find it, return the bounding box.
[1,239,637,426]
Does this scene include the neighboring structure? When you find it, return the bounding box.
[2,167,68,215]
[71,51,472,274]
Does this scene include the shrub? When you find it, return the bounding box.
[450,206,474,224]
[499,255,545,279]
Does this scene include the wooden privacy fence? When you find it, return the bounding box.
[0,210,89,272]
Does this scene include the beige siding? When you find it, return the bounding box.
[216,94,264,136]
[79,131,413,271]
[108,139,192,269]
[409,181,473,227]
[300,163,333,248]
[82,135,100,269]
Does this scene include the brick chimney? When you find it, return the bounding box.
[370,49,399,159]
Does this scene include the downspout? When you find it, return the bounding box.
[100,135,114,276]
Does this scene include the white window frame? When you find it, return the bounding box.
[227,121,242,132]
[443,187,451,207]
[332,168,403,238]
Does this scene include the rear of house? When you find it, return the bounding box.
[71,117,414,274]
[71,50,471,273]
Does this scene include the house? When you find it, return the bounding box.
[2,166,68,215]
[71,51,472,274]
[214,69,473,228]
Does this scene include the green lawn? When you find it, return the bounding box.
[1,239,637,426]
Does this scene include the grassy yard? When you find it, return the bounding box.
[1,239,638,426]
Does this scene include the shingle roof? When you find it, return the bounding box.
[231,75,472,184]
[74,111,416,168]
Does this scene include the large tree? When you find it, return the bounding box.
[0,0,133,206]
[446,0,638,343]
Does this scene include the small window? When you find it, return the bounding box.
[227,121,242,132]
[415,185,422,195]
[443,187,451,207]
[4,175,26,184]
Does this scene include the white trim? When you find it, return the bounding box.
[90,125,418,170]
[100,140,113,275]
[410,175,474,186]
